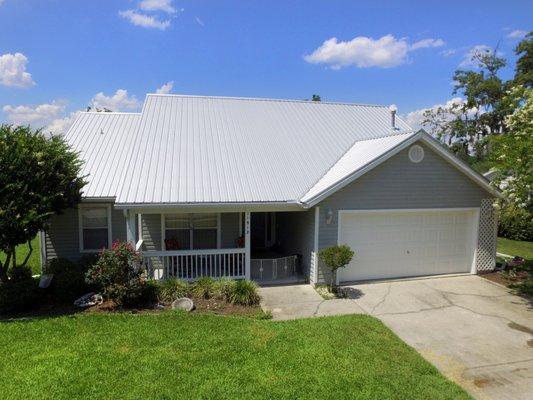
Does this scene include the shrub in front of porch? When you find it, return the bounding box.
[86,241,152,307]
[158,278,190,302]
[155,277,260,307]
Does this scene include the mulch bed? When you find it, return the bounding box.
[480,270,529,287]
[87,297,263,317]
[2,297,263,320]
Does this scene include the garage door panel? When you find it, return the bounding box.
[338,209,476,282]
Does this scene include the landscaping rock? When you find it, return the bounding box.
[39,274,53,289]
[74,293,103,307]
[171,297,194,312]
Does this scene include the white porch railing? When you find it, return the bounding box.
[250,255,298,282]
[142,248,246,280]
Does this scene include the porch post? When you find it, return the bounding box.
[244,211,251,280]
[125,210,137,246]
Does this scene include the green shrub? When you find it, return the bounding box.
[512,279,533,297]
[0,275,40,314]
[191,276,216,299]
[8,265,33,281]
[85,241,146,307]
[45,258,89,303]
[137,280,160,306]
[498,204,533,241]
[158,279,189,303]
[212,277,236,301]
[318,245,355,291]
[228,279,260,306]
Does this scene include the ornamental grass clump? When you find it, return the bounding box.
[228,279,260,306]
[158,278,189,303]
[191,276,216,299]
[212,277,236,301]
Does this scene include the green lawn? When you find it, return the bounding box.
[0,312,469,400]
[0,236,41,275]
[497,237,533,260]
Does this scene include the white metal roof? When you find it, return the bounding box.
[113,94,413,205]
[300,132,417,204]
[65,112,140,198]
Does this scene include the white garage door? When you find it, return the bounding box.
[338,209,478,282]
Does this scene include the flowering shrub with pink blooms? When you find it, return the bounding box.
[85,241,152,307]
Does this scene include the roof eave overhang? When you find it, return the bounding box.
[114,201,305,213]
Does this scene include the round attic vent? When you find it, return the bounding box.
[408,145,424,163]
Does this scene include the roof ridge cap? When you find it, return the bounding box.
[145,93,389,108]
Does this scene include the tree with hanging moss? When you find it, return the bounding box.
[0,125,86,282]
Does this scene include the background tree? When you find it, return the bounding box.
[0,125,86,282]
[514,32,533,88]
[422,34,532,170]
[489,87,533,240]
[311,94,321,102]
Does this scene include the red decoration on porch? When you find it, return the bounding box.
[236,235,245,248]
[165,238,180,250]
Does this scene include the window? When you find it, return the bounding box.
[164,213,219,250]
[79,206,111,252]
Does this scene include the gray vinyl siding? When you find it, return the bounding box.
[44,204,126,264]
[316,141,495,283]
[141,212,241,251]
[277,209,316,279]
[44,208,80,262]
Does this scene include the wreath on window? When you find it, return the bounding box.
[165,238,180,250]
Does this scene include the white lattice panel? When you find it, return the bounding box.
[476,199,497,272]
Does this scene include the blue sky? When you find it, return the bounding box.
[0,0,531,133]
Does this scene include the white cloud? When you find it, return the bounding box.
[303,34,444,69]
[119,9,170,30]
[90,89,141,111]
[440,48,458,57]
[139,0,176,14]
[45,112,79,135]
[2,101,65,127]
[0,52,36,88]
[156,81,174,94]
[507,29,527,39]
[195,17,205,27]
[409,38,445,50]
[402,97,478,132]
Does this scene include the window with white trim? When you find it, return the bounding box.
[79,206,111,252]
[165,213,219,250]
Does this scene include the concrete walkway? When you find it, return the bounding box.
[258,284,365,320]
[258,275,533,400]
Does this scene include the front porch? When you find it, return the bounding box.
[125,210,309,284]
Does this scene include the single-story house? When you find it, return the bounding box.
[41,94,500,285]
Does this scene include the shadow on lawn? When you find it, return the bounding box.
[0,303,85,323]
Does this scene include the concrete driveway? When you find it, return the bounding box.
[259,275,533,400]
